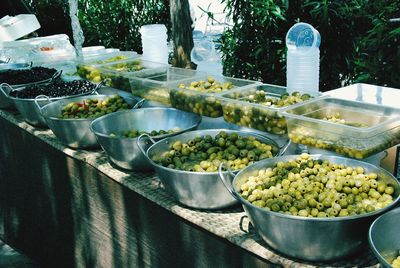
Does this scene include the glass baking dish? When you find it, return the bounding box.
[220,84,320,135]
[169,74,260,117]
[282,96,400,159]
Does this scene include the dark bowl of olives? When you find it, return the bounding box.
[219,154,400,261]
[90,107,202,171]
[140,129,282,209]
[40,94,139,149]
[369,207,400,268]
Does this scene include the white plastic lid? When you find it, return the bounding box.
[286,22,321,50]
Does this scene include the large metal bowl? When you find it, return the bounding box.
[90,107,202,171]
[369,207,400,268]
[0,69,60,110]
[219,154,400,261]
[142,129,285,210]
[40,94,140,149]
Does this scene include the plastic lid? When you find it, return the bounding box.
[286,22,321,50]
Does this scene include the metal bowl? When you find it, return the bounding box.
[219,154,400,261]
[90,107,202,171]
[369,207,400,268]
[40,94,140,149]
[141,129,285,210]
[0,69,60,110]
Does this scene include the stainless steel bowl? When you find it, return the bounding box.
[90,107,202,171]
[142,129,284,210]
[40,94,140,149]
[369,207,400,268]
[219,154,400,261]
[0,70,60,110]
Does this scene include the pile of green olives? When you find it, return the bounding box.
[60,95,130,119]
[110,127,181,138]
[222,91,313,135]
[152,131,278,172]
[178,76,234,93]
[323,113,368,128]
[392,256,400,268]
[238,153,396,217]
[170,77,235,117]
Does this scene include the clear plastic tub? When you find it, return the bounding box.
[220,84,320,135]
[282,96,400,159]
[128,67,199,105]
[86,59,167,92]
[76,51,139,82]
[169,74,260,117]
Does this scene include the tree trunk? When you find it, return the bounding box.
[169,0,194,68]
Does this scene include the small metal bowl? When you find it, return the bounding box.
[40,94,141,149]
[219,154,400,261]
[369,207,400,268]
[140,129,285,210]
[90,107,202,171]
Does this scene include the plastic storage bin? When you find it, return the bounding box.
[282,97,400,159]
[76,51,139,82]
[169,74,260,117]
[220,84,320,135]
[129,67,198,105]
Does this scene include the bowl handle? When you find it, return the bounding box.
[0,83,13,98]
[51,70,62,81]
[34,95,52,111]
[278,139,291,156]
[137,133,156,160]
[218,163,241,201]
[132,98,146,109]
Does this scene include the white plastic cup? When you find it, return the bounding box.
[140,24,168,64]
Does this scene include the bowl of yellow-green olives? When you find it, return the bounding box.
[90,107,201,170]
[369,207,400,268]
[139,129,284,209]
[220,84,319,135]
[169,75,259,117]
[40,94,140,149]
[219,153,400,261]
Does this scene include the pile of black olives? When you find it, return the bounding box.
[0,67,57,85]
[238,154,396,217]
[152,131,278,172]
[60,95,130,119]
[10,79,97,99]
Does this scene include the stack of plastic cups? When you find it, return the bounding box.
[286,22,321,94]
[140,24,169,64]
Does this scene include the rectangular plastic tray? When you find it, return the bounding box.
[220,84,320,135]
[128,67,199,105]
[281,96,400,159]
[169,74,260,117]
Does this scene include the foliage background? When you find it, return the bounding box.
[23,0,400,90]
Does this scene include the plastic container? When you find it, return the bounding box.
[282,96,400,159]
[91,59,167,92]
[129,67,198,105]
[140,24,169,64]
[286,22,321,94]
[191,35,223,75]
[0,15,40,42]
[169,74,260,117]
[76,51,140,82]
[220,84,321,135]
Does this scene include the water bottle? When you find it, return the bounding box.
[286,22,321,94]
[140,24,169,64]
[191,31,223,75]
